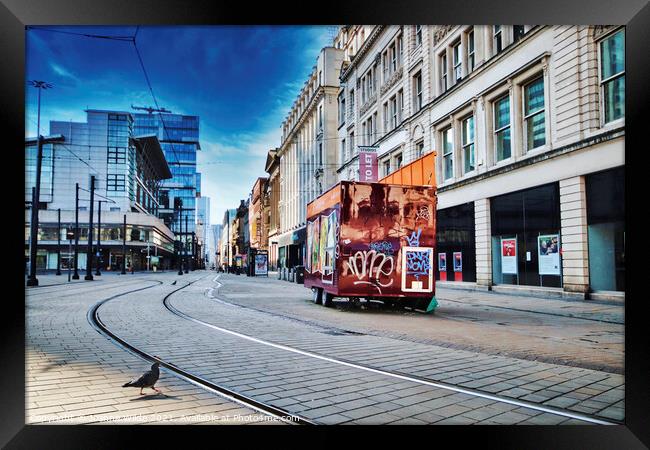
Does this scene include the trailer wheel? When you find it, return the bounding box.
[312,288,323,305]
[323,292,334,307]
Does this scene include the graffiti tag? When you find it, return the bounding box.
[345,250,395,289]
[405,228,422,247]
[415,206,430,221]
[369,240,394,255]
[405,249,431,279]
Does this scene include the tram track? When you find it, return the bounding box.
[160,274,620,426]
[87,273,313,425]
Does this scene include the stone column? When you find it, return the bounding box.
[474,198,492,289]
[560,176,590,295]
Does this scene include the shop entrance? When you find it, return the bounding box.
[491,183,562,288]
[436,202,476,282]
[586,167,625,292]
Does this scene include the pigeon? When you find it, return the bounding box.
[172,281,177,285]
[123,360,161,395]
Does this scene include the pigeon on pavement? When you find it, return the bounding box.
[123,360,161,395]
[172,281,177,285]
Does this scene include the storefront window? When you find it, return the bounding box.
[436,202,476,282]
[586,167,625,291]
[491,183,561,287]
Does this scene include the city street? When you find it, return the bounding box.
[26,271,624,425]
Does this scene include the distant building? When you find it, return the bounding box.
[277,46,345,268]
[25,109,174,271]
[196,196,210,268]
[249,177,269,251]
[210,224,222,267]
[221,208,237,267]
[264,149,280,271]
[133,110,201,258]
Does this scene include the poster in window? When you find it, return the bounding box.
[501,237,518,274]
[538,234,560,275]
[438,253,447,272]
[453,252,462,272]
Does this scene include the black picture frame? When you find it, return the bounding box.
[3,0,646,448]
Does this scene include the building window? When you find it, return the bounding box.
[349,89,355,113]
[318,105,323,130]
[600,29,625,123]
[415,140,424,158]
[513,25,525,43]
[415,25,422,47]
[383,51,389,82]
[395,153,403,169]
[383,160,391,176]
[467,29,475,73]
[494,25,503,54]
[452,42,462,82]
[397,89,404,123]
[383,102,389,131]
[414,71,423,112]
[397,35,403,65]
[494,95,511,161]
[107,147,126,164]
[390,42,397,72]
[390,95,398,129]
[462,115,475,173]
[350,132,355,155]
[440,53,448,92]
[339,95,346,126]
[524,76,546,150]
[107,174,126,191]
[442,127,453,180]
[341,138,346,161]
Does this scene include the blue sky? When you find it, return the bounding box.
[25,25,335,225]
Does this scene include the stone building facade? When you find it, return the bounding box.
[334,25,625,298]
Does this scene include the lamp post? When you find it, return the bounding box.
[84,175,95,280]
[121,214,127,274]
[56,208,62,275]
[184,214,189,274]
[95,200,102,276]
[73,183,80,280]
[26,80,52,287]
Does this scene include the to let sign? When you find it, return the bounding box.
[358,150,378,182]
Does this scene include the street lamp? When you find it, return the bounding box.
[26,80,52,287]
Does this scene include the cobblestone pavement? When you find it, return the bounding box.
[220,274,624,374]
[26,271,624,425]
[25,273,282,425]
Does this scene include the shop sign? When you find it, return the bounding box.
[538,234,560,275]
[358,149,378,182]
[453,252,462,272]
[438,253,447,272]
[501,237,518,274]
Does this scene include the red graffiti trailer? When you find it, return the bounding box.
[304,180,438,312]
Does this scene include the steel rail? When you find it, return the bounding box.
[160,274,620,426]
[87,274,314,426]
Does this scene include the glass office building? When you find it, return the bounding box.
[134,112,200,245]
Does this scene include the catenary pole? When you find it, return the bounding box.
[72,183,80,279]
[84,175,95,280]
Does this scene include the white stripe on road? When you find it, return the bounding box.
[166,274,614,426]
